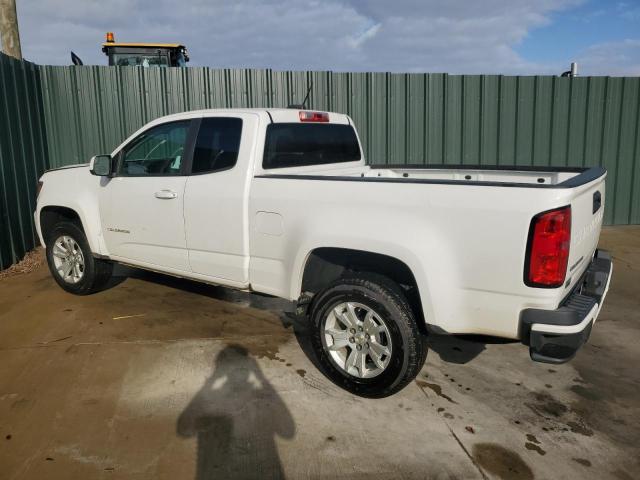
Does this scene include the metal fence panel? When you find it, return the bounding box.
[0,54,48,270]
[31,65,640,226]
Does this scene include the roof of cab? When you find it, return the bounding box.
[111,108,355,156]
[154,108,351,125]
[102,43,185,48]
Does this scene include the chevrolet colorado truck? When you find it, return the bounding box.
[35,108,612,397]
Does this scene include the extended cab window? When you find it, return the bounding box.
[118,121,189,176]
[263,123,361,169]
[192,117,243,174]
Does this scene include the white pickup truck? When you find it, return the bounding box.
[35,108,612,397]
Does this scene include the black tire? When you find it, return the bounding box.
[309,273,427,398]
[45,221,113,295]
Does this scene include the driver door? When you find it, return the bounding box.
[100,119,196,272]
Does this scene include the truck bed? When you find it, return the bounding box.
[259,164,605,189]
[366,165,604,187]
[252,161,606,338]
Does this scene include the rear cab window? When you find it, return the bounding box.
[263,123,361,169]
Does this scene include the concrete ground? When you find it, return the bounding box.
[0,227,639,480]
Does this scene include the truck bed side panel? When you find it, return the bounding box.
[248,177,590,338]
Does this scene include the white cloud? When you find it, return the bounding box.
[10,0,638,75]
[576,39,640,76]
[348,22,381,49]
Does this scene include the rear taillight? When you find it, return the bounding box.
[299,111,329,122]
[525,206,571,288]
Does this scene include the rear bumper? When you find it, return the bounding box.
[520,249,613,364]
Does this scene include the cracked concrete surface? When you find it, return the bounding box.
[0,226,638,479]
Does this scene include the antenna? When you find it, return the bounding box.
[301,82,313,108]
[287,81,313,109]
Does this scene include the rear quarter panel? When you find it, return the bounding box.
[249,177,588,338]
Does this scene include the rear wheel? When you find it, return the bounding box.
[45,221,113,295]
[310,273,427,398]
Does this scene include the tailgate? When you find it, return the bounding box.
[565,176,606,290]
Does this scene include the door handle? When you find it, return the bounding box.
[154,190,177,199]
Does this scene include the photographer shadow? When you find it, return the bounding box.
[177,345,295,480]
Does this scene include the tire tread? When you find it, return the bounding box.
[45,221,113,295]
[310,272,427,398]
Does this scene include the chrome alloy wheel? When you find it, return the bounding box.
[323,302,393,378]
[52,235,85,284]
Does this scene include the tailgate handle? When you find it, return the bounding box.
[593,191,601,214]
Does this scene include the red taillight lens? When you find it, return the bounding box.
[299,111,329,122]
[526,206,571,288]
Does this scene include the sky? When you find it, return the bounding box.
[10,0,640,75]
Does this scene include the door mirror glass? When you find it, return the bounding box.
[90,155,112,176]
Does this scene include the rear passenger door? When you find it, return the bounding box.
[183,114,258,287]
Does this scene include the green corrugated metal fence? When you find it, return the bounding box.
[1,52,640,269]
[38,67,640,225]
[0,54,48,270]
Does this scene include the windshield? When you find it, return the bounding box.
[112,53,169,67]
[263,123,361,169]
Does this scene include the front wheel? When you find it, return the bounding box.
[45,221,113,295]
[310,273,427,398]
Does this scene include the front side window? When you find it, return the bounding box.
[263,123,361,169]
[118,121,190,176]
[192,117,243,174]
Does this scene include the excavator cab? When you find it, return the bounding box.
[101,32,189,67]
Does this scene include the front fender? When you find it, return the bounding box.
[36,167,106,256]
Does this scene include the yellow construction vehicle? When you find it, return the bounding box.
[100,32,189,67]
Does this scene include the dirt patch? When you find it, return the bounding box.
[523,433,545,455]
[524,442,546,455]
[472,443,533,480]
[526,391,568,418]
[415,380,458,404]
[526,390,598,438]
[0,248,44,279]
[567,420,594,437]
[242,334,291,362]
[573,458,592,467]
[525,433,539,444]
[570,384,603,402]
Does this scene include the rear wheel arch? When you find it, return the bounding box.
[298,247,425,326]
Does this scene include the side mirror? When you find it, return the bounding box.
[90,154,112,176]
